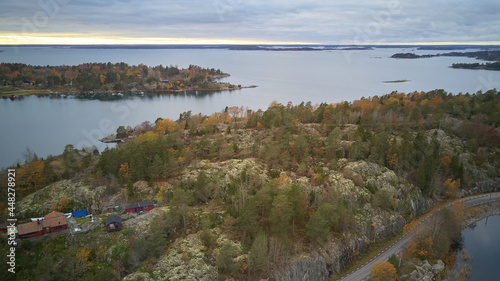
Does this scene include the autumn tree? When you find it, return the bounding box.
[75,247,93,267]
[228,106,243,120]
[370,261,399,281]
[407,232,434,260]
[155,118,176,135]
[119,162,130,180]
[443,178,461,199]
[18,160,46,193]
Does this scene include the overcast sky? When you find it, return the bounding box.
[1,0,499,44]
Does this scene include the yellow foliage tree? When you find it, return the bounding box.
[119,162,130,179]
[155,118,176,135]
[370,261,399,281]
[137,131,158,143]
[156,186,166,203]
[75,247,93,267]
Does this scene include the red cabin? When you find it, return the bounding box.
[105,216,122,232]
[124,202,155,214]
[141,202,155,212]
[18,221,45,239]
[43,211,68,233]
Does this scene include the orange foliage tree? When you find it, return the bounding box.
[370,261,399,281]
[17,160,46,193]
[443,178,461,199]
[407,234,434,260]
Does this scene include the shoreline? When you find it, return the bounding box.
[0,85,257,98]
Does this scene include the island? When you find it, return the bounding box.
[383,79,410,83]
[391,50,500,70]
[0,62,252,97]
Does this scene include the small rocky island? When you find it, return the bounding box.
[0,62,252,97]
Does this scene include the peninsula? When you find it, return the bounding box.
[0,62,248,97]
[3,89,500,281]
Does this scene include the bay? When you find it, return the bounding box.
[456,215,500,281]
[1,46,500,168]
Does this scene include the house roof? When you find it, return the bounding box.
[139,202,154,207]
[43,215,67,228]
[18,221,44,235]
[45,211,65,219]
[105,216,122,225]
[124,203,138,209]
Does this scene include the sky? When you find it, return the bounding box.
[0,0,499,45]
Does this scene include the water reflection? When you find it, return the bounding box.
[69,90,229,101]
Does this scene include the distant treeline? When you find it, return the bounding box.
[391,50,500,62]
[451,62,500,71]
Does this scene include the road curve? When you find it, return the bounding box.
[337,192,500,281]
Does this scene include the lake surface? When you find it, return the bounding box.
[1,46,500,168]
[458,215,500,281]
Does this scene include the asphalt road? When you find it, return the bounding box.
[337,192,500,281]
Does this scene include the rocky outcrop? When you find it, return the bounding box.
[272,236,370,281]
[402,260,445,281]
[153,234,217,281]
[18,180,100,219]
[123,272,155,281]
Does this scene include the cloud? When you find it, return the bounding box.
[0,0,499,44]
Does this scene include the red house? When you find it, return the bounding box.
[18,221,45,239]
[124,202,155,214]
[141,202,155,212]
[43,211,68,233]
[105,216,122,232]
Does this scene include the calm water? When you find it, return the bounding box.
[1,46,500,168]
[459,215,500,281]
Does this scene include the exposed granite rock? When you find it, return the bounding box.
[402,260,445,281]
[123,272,155,281]
[18,180,99,219]
[123,207,169,236]
[153,233,217,281]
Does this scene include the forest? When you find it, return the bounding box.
[0,62,232,94]
[1,89,499,281]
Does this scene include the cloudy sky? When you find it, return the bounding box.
[1,0,499,45]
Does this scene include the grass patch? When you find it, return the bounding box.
[75,216,91,224]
